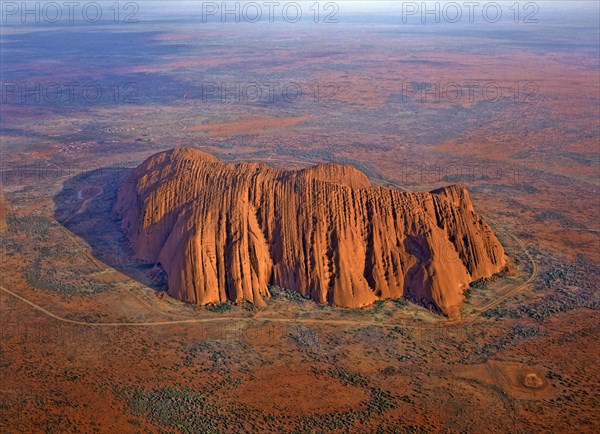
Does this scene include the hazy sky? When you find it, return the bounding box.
[141,1,600,21]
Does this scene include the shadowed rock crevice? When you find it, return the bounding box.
[114,147,507,317]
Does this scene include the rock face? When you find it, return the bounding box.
[0,184,7,232]
[115,147,506,317]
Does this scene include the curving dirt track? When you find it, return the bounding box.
[0,223,536,330]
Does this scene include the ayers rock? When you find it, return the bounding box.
[114,147,506,317]
[0,183,7,232]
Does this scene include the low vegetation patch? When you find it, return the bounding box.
[205,301,233,313]
[268,284,309,303]
[484,251,598,321]
[25,254,115,295]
